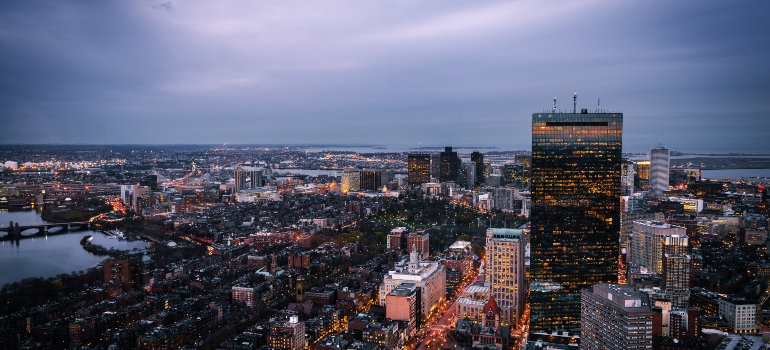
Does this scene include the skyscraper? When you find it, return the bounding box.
[460,162,476,189]
[503,163,526,188]
[439,146,460,183]
[635,160,650,191]
[408,154,431,187]
[341,169,361,193]
[650,146,670,197]
[662,253,691,308]
[621,158,635,196]
[471,151,485,185]
[360,168,383,191]
[234,166,265,192]
[529,111,623,332]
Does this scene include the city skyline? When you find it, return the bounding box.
[1,1,769,153]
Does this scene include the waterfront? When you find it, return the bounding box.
[701,168,770,181]
[0,209,149,288]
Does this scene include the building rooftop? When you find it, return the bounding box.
[486,228,523,240]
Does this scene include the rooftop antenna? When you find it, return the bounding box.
[598,98,600,112]
[573,92,577,114]
[553,97,557,112]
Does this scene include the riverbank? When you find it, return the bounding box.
[79,234,143,257]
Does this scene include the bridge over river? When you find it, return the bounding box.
[0,221,92,241]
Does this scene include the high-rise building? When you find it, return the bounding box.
[360,168,383,191]
[621,158,635,196]
[486,228,526,326]
[408,154,431,187]
[650,146,670,197]
[430,154,441,180]
[503,163,526,188]
[529,111,623,332]
[460,162,476,189]
[104,259,140,291]
[341,169,361,193]
[140,175,158,192]
[132,185,152,212]
[629,221,688,275]
[514,154,532,189]
[234,166,265,192]
[662,253,691,308]
[440,147,460,183]
[581,284,654,350]
[471,151,485,185]
[635,160,651,191]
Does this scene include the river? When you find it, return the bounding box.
[0,209,149,288]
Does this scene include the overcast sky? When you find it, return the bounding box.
[1,1,768,153]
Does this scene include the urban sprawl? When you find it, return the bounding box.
[1,114,770,350]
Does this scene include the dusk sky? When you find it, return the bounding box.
[1,1,769,153]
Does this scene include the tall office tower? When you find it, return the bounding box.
[360,168,383,191]
[630,220,688,275]
[490,187,519,212]
[650,146,670,197]
[408,154,431,187]
[471,151,485,185]
[662,253,691,308]
[621,158,635,196]
[430,154,441,180]
[635,160,651,191]
[460,162,476,189]
[530,111,623,332]
[439,146,460,183]
[141,175,158,192]
[503,163,526,188]
[486,228,526,326]
[581,284,654,350]
[234,166,264,192]
[514,154,532,189]
[341,169,361,193]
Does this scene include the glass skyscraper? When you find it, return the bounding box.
[408,154,431,187]
[529,112,623,333]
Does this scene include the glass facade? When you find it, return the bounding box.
[408,154,431,187]
[529,112,623,332]
[471,151,485,185]
[440,147,460,183]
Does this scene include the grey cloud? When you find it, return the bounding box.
[0,0,768,152]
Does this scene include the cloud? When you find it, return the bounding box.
[152,2,173,11]
[0,0,768,151]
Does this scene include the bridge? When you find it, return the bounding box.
[0,220,92,241]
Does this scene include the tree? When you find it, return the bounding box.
[473,243,485,260]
